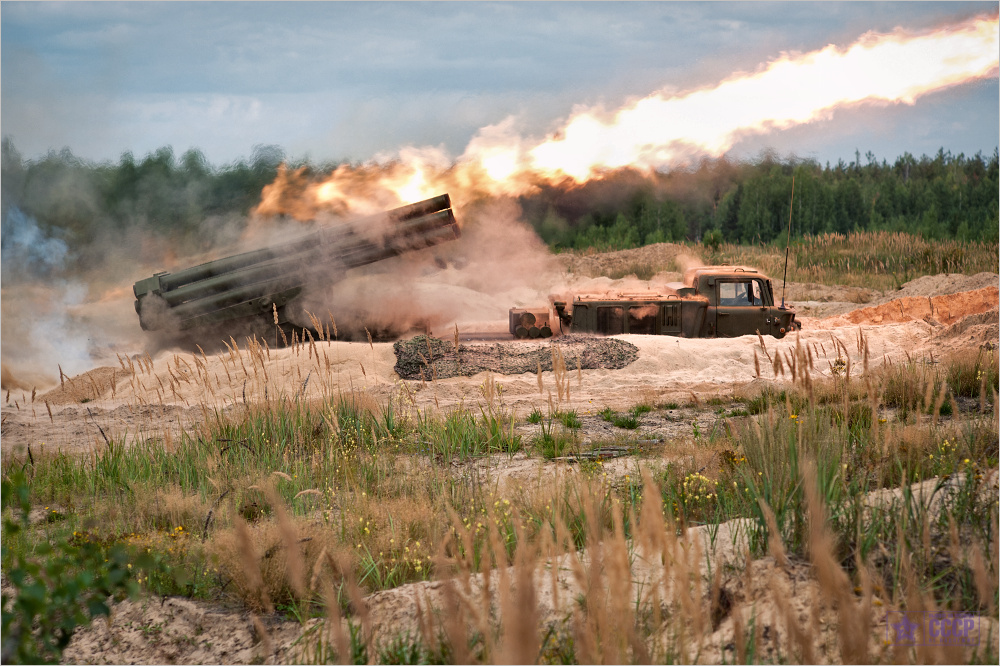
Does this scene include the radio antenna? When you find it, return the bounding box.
[780,174,795,309]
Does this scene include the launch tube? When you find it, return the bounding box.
[154,195,453,294]
[133,194,461,332]
[162,219,457,310]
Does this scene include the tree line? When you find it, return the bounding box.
[522,148,1000,250]
[3,138,997,270]
[1,139,285,244]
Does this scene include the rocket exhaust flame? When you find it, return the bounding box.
[255,13,999,218]
[529,14,999,180]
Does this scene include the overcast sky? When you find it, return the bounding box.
[2,1,998,169]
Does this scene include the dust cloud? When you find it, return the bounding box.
[1,209,145,389]
[292,195,706,341]
[1,155,718,392]
[294,197,565,338]
[1,186,581,389]
[0,202,258,390]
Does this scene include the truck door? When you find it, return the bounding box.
[715,279,769,337]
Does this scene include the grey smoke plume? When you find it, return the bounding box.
[1,208,94,388]
[1,207,69,282]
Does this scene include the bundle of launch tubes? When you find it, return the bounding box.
[132,194,460,332]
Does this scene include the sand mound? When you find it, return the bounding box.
[871,272,998,303]
[557,242,691,278]
[783,281,875,305]
[929,306,1000,351]
[842,286,998,327]
[62,596,305,664]
[38,366,130,406]
[393,334,639,380]
[938,305,1000,335]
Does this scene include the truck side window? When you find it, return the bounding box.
[719,282,737,305]
[736,282,751,305]
[720,282,753,306]
[750,280,762,305]
[597,306,625,334]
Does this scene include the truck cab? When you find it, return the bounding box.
[686,266,799,338]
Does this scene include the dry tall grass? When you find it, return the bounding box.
[3,321,998,664]
[711,231,998,291]
[557,232,997,291]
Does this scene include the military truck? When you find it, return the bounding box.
[133,194,459,338]
[510,266,800,339]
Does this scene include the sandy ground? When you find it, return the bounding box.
[2,272,996,456]
[1,271,997,664]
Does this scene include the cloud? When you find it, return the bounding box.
[2,2,996,166]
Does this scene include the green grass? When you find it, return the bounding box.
[598,407,641,430]
[631,352,999,617]
[556,409,582,429]
[417,401,522,463]
[2,473,138,663]
[528,409,580,460]
[531,430,576,460]
[2,342,998,662]
[947,347,1000,399]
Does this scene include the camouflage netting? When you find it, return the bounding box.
[393,334,639,380]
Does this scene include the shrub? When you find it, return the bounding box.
[1,472,137,664]
[702,228,723,252]
[947,347,999,401]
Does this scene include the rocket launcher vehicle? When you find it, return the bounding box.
[133,194,460,332]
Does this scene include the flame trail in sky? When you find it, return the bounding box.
[526,13,999,181]
[256,13,999,219]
